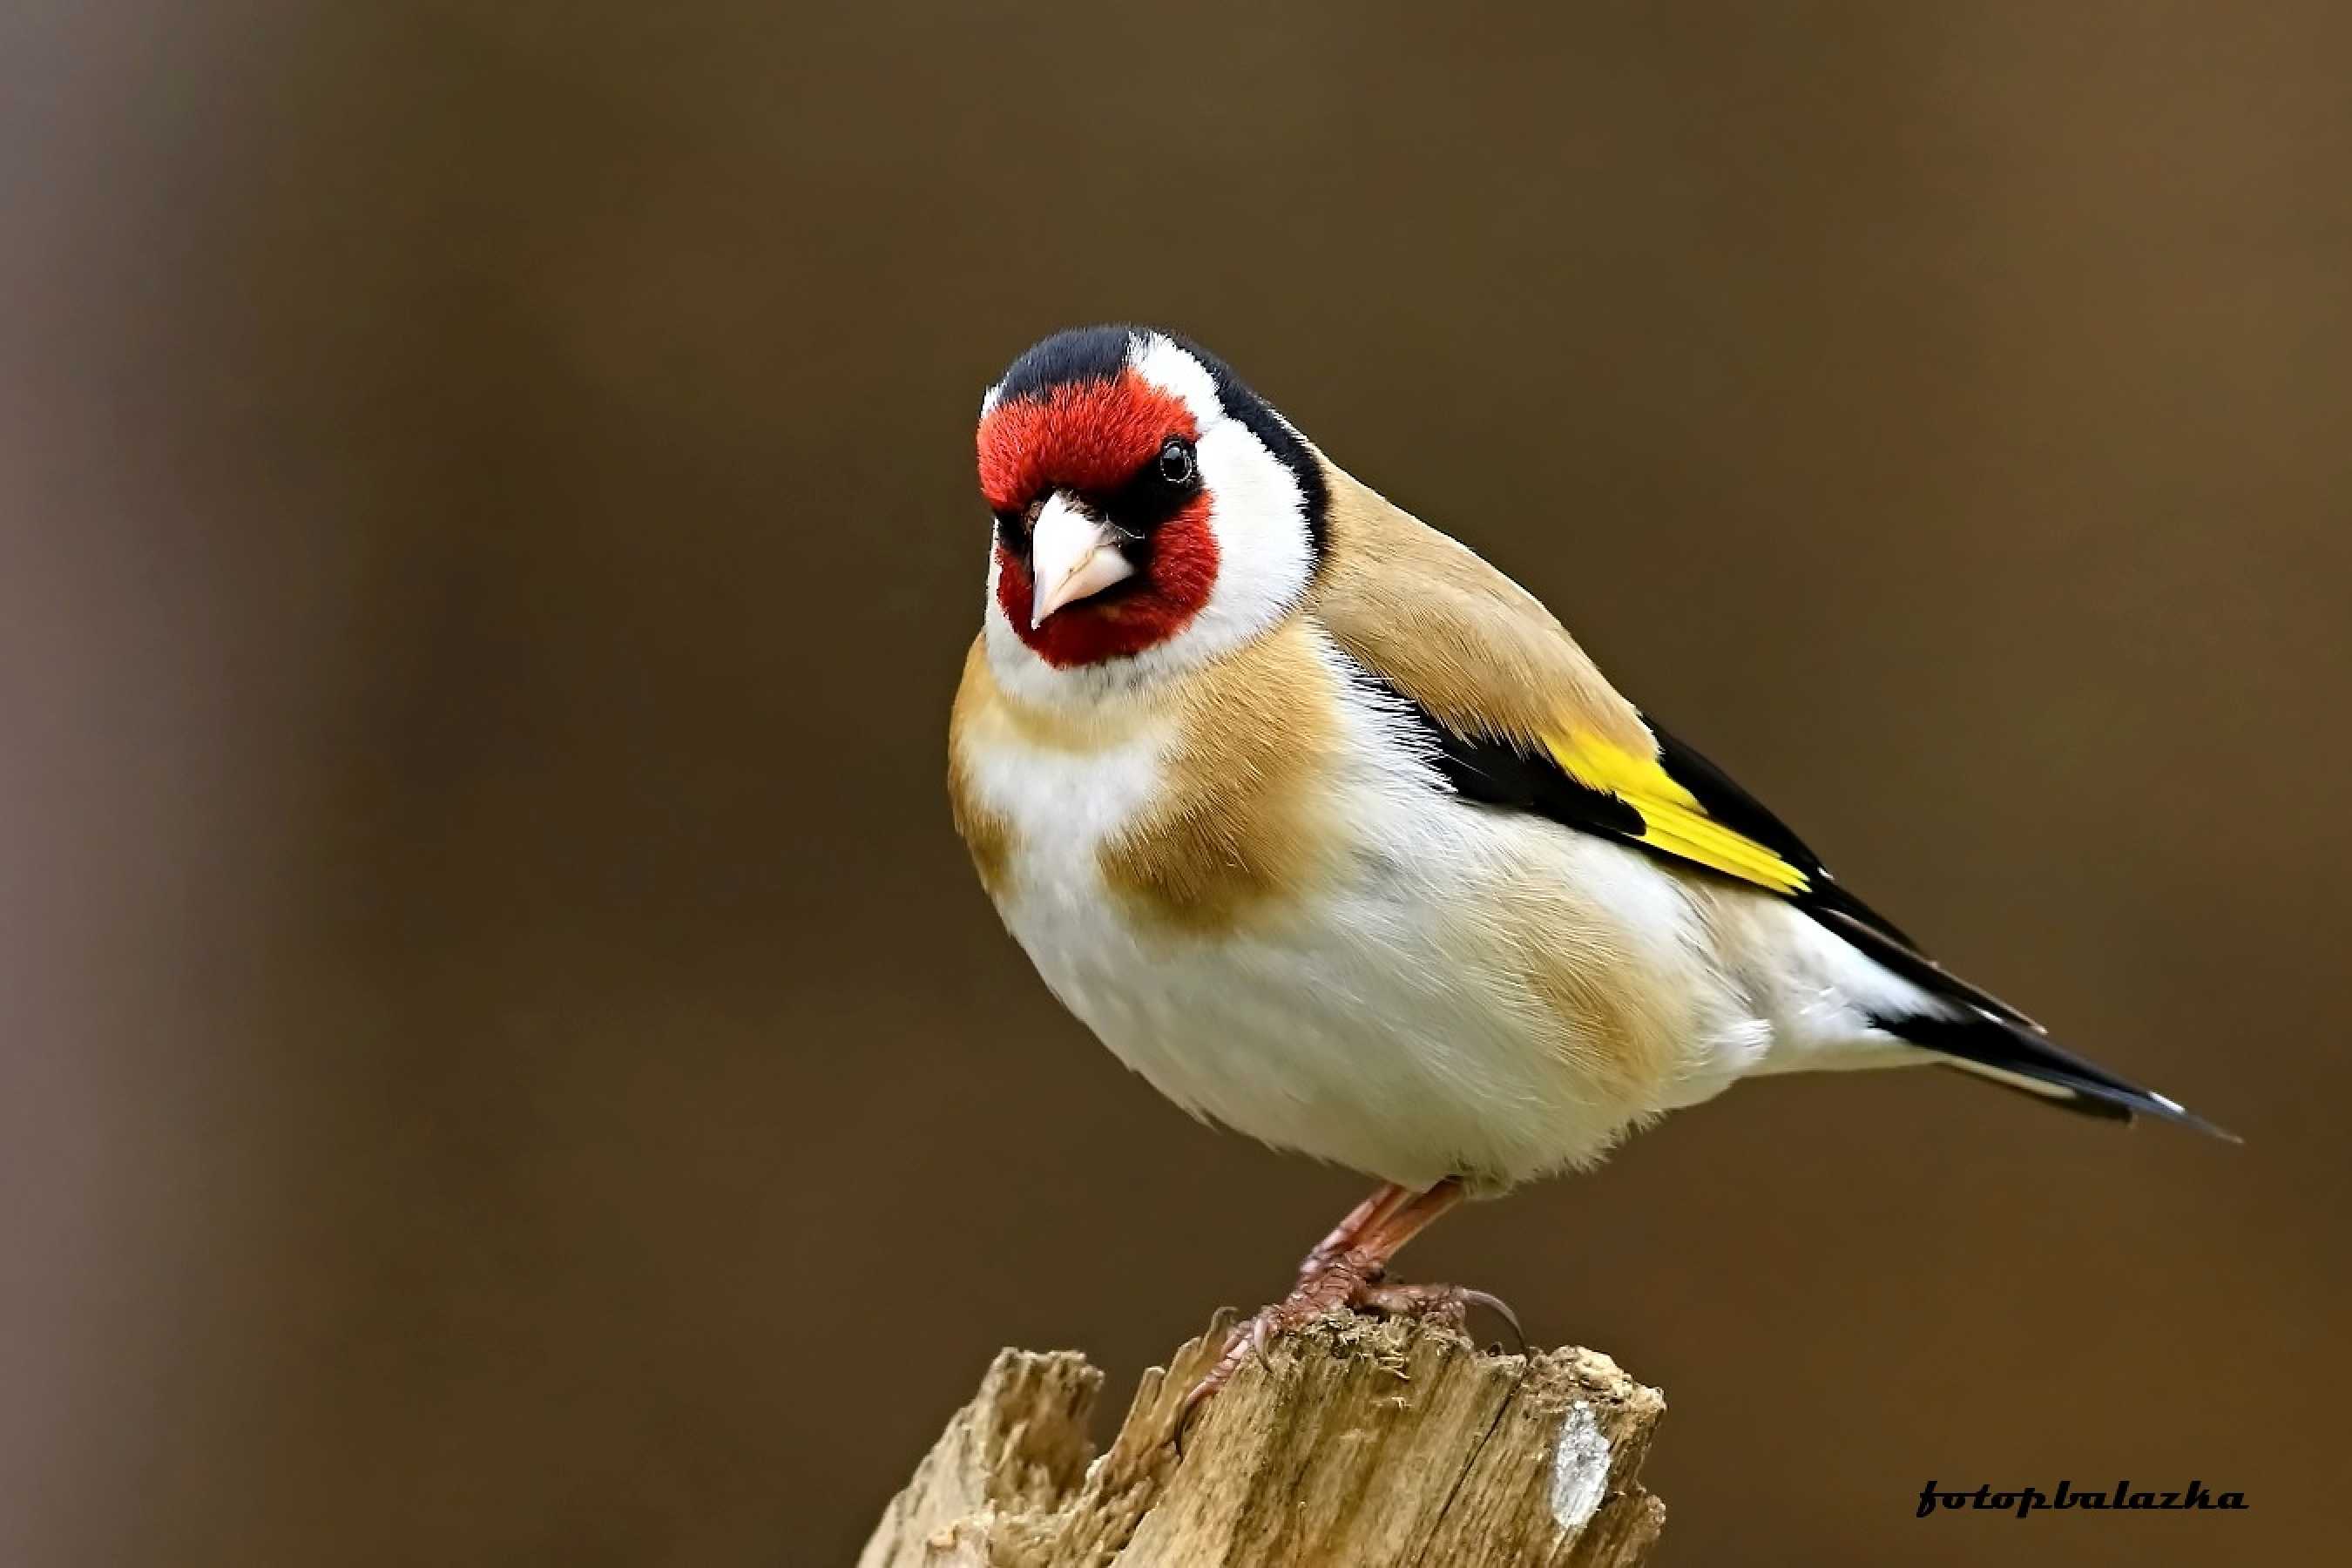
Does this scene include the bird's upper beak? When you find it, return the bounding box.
[1027,491,1135,626]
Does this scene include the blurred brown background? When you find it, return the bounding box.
[4,2,2347,1563]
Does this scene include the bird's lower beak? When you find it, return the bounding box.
[1028,493,1135,627]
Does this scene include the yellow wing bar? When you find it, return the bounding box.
[1544,728,1812,895]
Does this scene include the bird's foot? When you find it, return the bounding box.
[1354,1271,1524,1346]
[1173,1254,1520,1449]
[1184,1252,1368,1426]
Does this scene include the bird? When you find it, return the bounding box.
[944,323,2227,1417]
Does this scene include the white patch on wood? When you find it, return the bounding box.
[1550,1398,1612,1535]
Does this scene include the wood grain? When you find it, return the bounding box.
[859,1314,1665,1566]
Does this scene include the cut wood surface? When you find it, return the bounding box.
[859,1313,1665,1567]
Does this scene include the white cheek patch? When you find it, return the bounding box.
[1178,418,1314,656]
[1125,331,1316,680]
[1127,332,1223,429]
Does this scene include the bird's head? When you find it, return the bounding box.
[975,326,1326,695]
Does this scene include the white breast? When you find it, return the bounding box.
[960,636,1765,1192]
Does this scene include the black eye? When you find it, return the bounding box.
[1157,436,1196,487]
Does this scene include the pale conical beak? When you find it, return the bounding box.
[1027,492,1135,626]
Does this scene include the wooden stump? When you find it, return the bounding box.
[860,1313,1666,1566]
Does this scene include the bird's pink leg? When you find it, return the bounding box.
[1292,1178,1504,1323]
[1176,1177,1518,1443]
[1293,1181,1412,1286]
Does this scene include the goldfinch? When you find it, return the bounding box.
[947,325,2226,1407]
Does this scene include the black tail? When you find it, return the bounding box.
[1871,1009,2237,1140]
[1628,720,2233,1139]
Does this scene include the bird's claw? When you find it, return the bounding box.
[1172,1277,1342,1453]
[1167,1260,1522,1454]
[1355,1280,1525,1351]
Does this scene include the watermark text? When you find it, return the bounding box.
[1916,1480,2246,1519]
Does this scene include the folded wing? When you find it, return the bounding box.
[1308,466,2224,1134]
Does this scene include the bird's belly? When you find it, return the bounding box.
[956,624,1766,1189]
[1002,816,1700,1191]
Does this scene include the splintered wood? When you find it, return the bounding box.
[859,1314,1665,1566]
